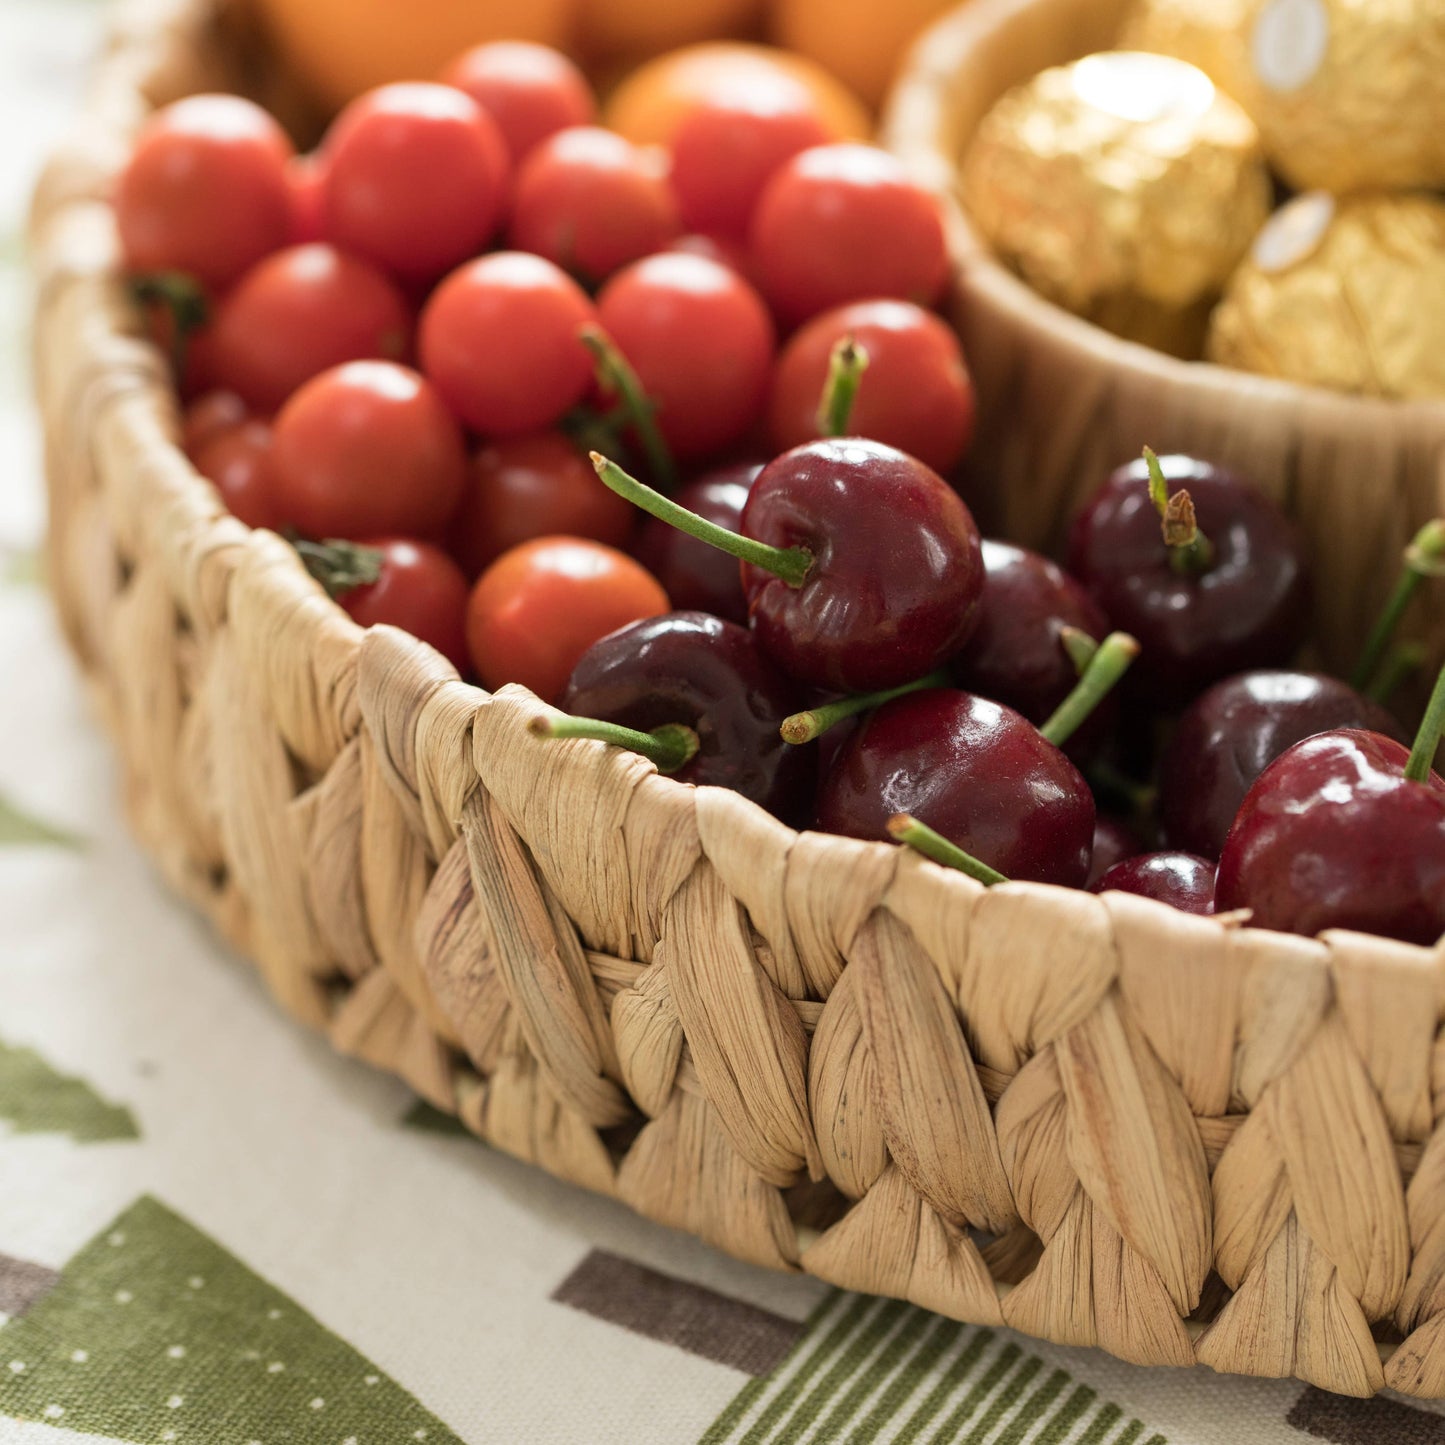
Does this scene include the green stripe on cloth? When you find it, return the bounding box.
[1079,1403,1125,1443]
[800,1302,933,1441]
[994,1366,1070,1444]
[889,1326,994,1445]
[1034,1384,1098,1444]
[955,1351,1042,1441]
[849,1316,969,1443]
[0,1040,137,1142]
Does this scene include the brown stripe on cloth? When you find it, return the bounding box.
[0,1252,59,1317]
[551,1249,803,1376]
[1287,1386,1445,1443]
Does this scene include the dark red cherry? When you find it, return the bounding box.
[557,609,814,824]
[1091,851,1216,914]
[1087,814,1144,888]
[1068,454,1310,707]
[1216,728,1445,944]
[817,688,1094,887]
[1159,670,1406,860]
[633,463,759,625]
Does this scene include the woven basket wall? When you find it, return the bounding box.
[28,0,1445,1400]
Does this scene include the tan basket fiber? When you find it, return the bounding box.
[883,0,1445,691]
[29,0,1445,1399]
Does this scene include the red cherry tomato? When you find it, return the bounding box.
[209,244,412,413]
[441,42,596,165]
[192,417,283,530]
[322,83,509,282]
[339,538,471,673]
[597,252,775,462]
[286,152,328,244]
[768,300,975,474]
[750,144,948,325]
[182,389,249,455]
[116,94,294,290]
[419,252,598,436]
[465,537,669,703]
[668,94,832,239]
[452,432,637,576]
[272,361,467,538]
[667,232,761,288]
[509,128,680,286]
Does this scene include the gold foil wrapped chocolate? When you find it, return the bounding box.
[1123,0,1445,193]
[960,52,1272,356]
[1207,192,1445,399]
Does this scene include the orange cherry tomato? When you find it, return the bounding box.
[465,537,669,703]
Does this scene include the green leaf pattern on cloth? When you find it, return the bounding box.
[0,1196,464,1443]
[0,1039,137,1142]
[0,792,81,849]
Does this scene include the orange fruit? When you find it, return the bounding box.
[578,0,763,64]
[253,0,577,111]
[604,42,873,148]
[770,0,958,109]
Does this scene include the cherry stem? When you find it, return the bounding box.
[1405,662,1445,784]
[528,714,700,774]
[129,271,209,378]
[292,537,384,599]
[780,669,946,745]
[1058,626,1098,676]
[1366,642,1425,706]
[1143,446,1214,577]
[579,325,676,492]
[591,451,812,587]
[1349,519,1445,693]
[816,335,869,438]
[886,814,1007,886]
[1039,632,1139,747]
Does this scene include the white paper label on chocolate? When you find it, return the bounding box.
[1070,51,1217,124]
[1251,192,1335,272]
[1252,0,1329,93]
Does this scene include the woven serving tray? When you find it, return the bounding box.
[29,0,1445,1400]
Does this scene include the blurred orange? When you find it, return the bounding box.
[253,0,577,111]
[578,0,764,65]
[769,0,957,108]
[604,42,872,148]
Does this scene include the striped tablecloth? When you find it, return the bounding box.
[3,5,1443,1441]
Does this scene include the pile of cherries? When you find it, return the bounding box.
[117,40,1445,950]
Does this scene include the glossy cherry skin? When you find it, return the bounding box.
[1087,814,1144,888]
[740,439,984,693]
[817,688,1094,887]
[1067,455,1310,707]
[1159,670,1405,860]
[1216,730,1445,944]
[952,540,1110,750]
[633,464,760,626]
[561,610,814,825]
[1091,851,1216,914]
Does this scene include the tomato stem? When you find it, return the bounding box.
[816,335,869,438]
[1040,631,1139,747]
[528,713,699,774]
[292,537,385,599]
[1144,447,1214,578]
[591,451,812,587]
[886,813,1007,886]
[1405,661,1445,783]
[781,669,945,745]
[579,325,676,492]
[129,271,209,380]
[1350,518,1445,693]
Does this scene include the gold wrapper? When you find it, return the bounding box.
[960,52,1273,356]
[1207,192,1445,399]
[1122,0,1445,193]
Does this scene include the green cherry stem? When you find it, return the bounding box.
[780,669,946,744]
[1404,662,1445,784]
[1058,625,1099,676]
[292,537,384,599]
[886,813,1007,886]
[1349,519,1445,693]
[816,335,869,438]
[579,325,676,492]
[590,451,813,587]
[1039,631,1139,747]
[1143,446,1215,578]
[528,714,700,774]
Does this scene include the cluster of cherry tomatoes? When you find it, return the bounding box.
[118,39,1445,949]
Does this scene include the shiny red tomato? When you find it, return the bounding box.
[285,152,328,244]
[209,244,411,413]
[272,361,467,538]
[452,432,637,576]
[465,537,669,702]
[182,389,249,455]
[750,144,948,325]
[768,300,975,473]
[509,127,680,286]
[116,94,294,289]
[441,41,596,164]
[322,83,509,282]
[597,252,775,462]
[338,537,471,673]
[419,252,598,436]
[192,417,283,530]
